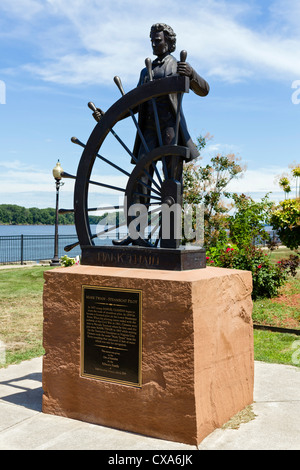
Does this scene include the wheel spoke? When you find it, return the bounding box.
[64,220,128,252]
[59,208,74,214]
[96,153,130,177]
[96,220,127,238]
[61,171,76,179]
[90,205,124,212]
[161,158,169,180]
[132,192,161,201]
[135,178,161,197]
[72,136,130,177]
[109,126,138,163]
[60,205,124,214]
[148,217,161,241]
[154,226,162,247]
[141,166,161,191]
[150,161,163,186]
[131,115,164,184]
[87,102,163,193]
[72,135,163,194]
[89,179,125,192]
[148,206,162,217]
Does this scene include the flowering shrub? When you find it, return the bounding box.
[270,198,300,251]
[278,254,300,277]
[206,245,288,300]
[60,255,80,267]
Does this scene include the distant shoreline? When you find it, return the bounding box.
[0,223,74,226]
[0,222,109,226]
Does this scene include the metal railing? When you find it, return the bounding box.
[0,230,281,265]
[0,233,127,265]
[254,230,281,247]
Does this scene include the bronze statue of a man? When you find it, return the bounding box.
[133,23,209,164]
[92,23,210,246]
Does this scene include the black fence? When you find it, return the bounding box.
[0,233,126,265]
[254,230,281,247]
[0,230,281,265]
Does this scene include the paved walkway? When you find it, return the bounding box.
[0,357,299,450]
[0,263,49,270]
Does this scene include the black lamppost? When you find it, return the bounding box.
[50,160,64,266]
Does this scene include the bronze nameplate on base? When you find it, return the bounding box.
[81,245,206,270]
[81,286,142,387]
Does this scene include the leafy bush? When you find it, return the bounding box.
[228,193,273,248]
[270,198,300,251]
[277,254,300,277]
[60,255,80,267]
[206,245,288,300]
[182,135,246,247]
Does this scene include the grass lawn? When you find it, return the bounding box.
[0,262,299,368]
[268,246,298,264]
[252,276,300,330]
[253,329,300,366]
[0,266,54,366]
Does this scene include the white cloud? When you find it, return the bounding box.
[204,142,242,156]
[0,0,43,20]
[23,53,142,86]
[0,157,291,207]
[0,159,65,193]
[227,166,294,201]
[1,0,300,86]
[0,159,127,203]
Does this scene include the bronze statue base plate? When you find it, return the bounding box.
[81,245,206,271]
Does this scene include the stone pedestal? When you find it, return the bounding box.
[42,265,254,445]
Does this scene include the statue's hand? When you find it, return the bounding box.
[177,61,193,78]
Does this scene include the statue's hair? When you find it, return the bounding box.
[150,23,176,53]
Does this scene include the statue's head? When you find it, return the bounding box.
[150,23,176,56]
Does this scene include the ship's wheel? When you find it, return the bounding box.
[61,60,192,254]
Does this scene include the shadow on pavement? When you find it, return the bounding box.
[0,372,43,412]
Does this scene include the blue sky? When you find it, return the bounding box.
[0,0,299,211]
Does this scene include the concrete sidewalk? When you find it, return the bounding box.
[0,357,299,450]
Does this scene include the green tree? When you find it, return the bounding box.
[229,193,274,248]
[29,207,42,224]
[270,198,300,252]
[0,205,10,224]
[182,135,246,246]
[0,205,27,224]
[0,205,75,225]
[278,176,291,199]
[276,163,300,199]
[291,165,300,198]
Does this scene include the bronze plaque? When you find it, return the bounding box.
[81,286,142,387]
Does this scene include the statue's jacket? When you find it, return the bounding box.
[132,54,210,162]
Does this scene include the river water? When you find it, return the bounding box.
[0,224,277,264]
[0,225,125,263]
[0,224,82,236]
